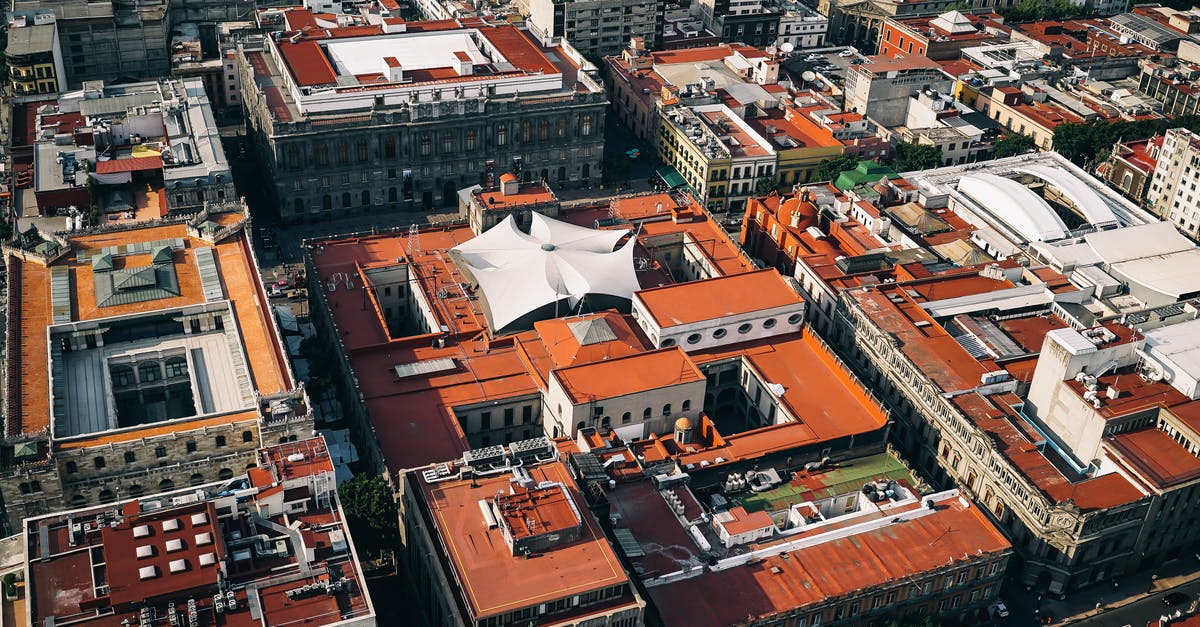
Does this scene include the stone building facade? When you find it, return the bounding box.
[238,26,608,223]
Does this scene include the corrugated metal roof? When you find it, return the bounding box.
[93,263,181,308]
[76,237,184,262]
[79,92,159,117]
[50,266,72,323]
[393,357,456,379]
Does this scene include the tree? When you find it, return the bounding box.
[884,616,941,627]
[339,474,399,559]
[754,176,778,196]
[888,141,942,172]
[992,133,1037,158]
[814,154,859,182]
[1053,119,1165,166]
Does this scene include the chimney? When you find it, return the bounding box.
[383,56,403,82]
[500,173,519,196]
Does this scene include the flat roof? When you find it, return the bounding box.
[8,214,292,442]
[648,490,1009,625]
[414,459,632,619]
[551,347,704,404]
[634,269,801,328]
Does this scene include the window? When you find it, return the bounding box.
[788,313,803,325]
[738,323,753,334]
[243,431,253,443]
[662,404,672,416]
[762,318,777,329]
[66,461,78,474]
[356,140,368,162]
[522,406,532,424]
[94,456,106,469]
[581,115,593,136]
[159,479,175,491]
[316,144,329,166]
[419,136,432,157]
[504,408,514,426]
[215,435,226,447]
[336,142,349,165]
[156,446,168,458]
[481,412,492,430]
[496,126,508,146]
[643,408,652,419]
[712,328,727,339]
[218,468,234,480]
[165,358,188,379]
[622,411,632,424]
[384,137,396,159]
[466,130,478,151]
[682,400,691,412]
[521,121,532,142]
[138,362,162,383]
[442,133,456,154]
[112,366,136,387]
[186,441,197,453]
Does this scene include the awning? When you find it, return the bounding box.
[95,156,164,174]
[656,165,688,189]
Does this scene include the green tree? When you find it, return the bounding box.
[754,176,778,196]
[888,141,942,172]
[884,616,941,627]
[992,133,1037,158]
[1054,119,1165,166]
[339,474,399,559]
[814,154,859,182]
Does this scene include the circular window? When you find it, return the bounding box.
[687,333,703,344]
[712,328,727,339]
[763,318,777,329]
[662,338,677,347]
[788,313,803,325]
[738,323,753,334]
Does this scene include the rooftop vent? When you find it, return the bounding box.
[162,519,181,532]
[166,538,185,552]
[139,565,159,580]
[169,558,188,574]
[199,552,217,567]
[136,544,155,559]
[195,532,213,546]
[133,524,152,538]
[190,512,208,526]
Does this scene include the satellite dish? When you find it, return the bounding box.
[801,71,817,82]
[780,42,795,54]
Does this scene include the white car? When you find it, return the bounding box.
[839,49,854,57]
[992,600,1009,618]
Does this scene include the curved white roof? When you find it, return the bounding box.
[453,214,638,331]
[958,173,1069,242]
[1013,164,1119,228]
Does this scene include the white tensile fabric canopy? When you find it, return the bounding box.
[453,213,639,331]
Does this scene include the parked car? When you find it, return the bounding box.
[1163,592,1190,607]
[991,600,1009,618]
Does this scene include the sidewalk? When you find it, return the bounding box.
[1039,556,1200,625]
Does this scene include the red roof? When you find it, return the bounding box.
[95,156,164,174]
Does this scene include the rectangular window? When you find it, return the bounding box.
[504,408,514,426]
[480,412,491,430]
[522,406,533,423]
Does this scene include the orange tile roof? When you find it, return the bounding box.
[1108,427,1200,488]
[649,491,1010,625]
[634,269,801,328]
[416,460,631,619]
[550,347,703,404]
[531,312,648,368]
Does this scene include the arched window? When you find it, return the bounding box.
[682,400,692,412]
[242,431,253,443]
[622,411,632,424]
[99,489,116,503]
[557,167,567,183]
[520,121,532,142]
[70,494,87,507]
[662,404,672,416]
[601,416,611,428]
[342,192,352,209]
[419,136,432,156]
[643,408,652,419]
[138,362,161,383]
[538,120,549,141]
[576,421,586,431]
[442,132,455,154]
[1121,172,1134,191]
[128,484,144,497]
[582,163,590,180]
[158,479,175,491]
[465,130,478,151]
[165,357,188,379]
[336,141,349,165]
[190,473,205,485]
[111,365,135,387]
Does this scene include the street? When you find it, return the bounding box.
[1073,581,1200,627]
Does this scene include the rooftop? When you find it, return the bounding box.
[634,269,802,328]
[25,438,374,627]
[410,457,635,620]
[551,347,704,404]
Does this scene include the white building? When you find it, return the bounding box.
[1146,127,1200,241]
[777,1,827,50]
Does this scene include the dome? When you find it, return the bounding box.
[674,417,693,432]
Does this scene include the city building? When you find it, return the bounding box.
[976,85,1087,151]
[5,15,66,95]
[238,19,607,221]
[27,78,234,219]
[844,54,954,128]
[776,1,828,50]
[1097,134,1162,204]
[1146,127,1200,240]
[23,437,376,627]
[591,443,1011,625]
[10,0,170,88]
[527,0,658,57]
[694,0,781,47]
[818,154,1200,592]
[0,202,310,536]
[402,448,646,627]
[878,11,1005,61]
[818,0,998,54]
